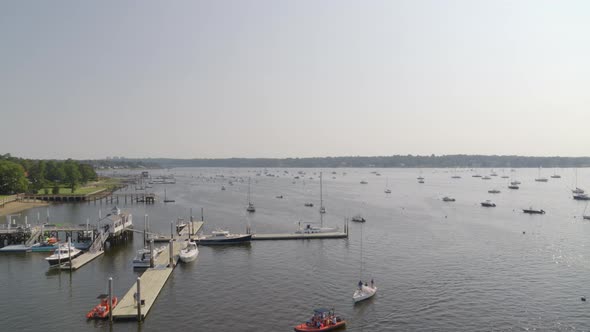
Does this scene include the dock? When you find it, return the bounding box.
[112,221,201,321]
[146,221,203,242]
[251,231,348,241]
[59,250,104,270]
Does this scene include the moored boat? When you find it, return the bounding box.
[132,246,166,269]
[198,230,252,245]
[294,308,346,332]
[179,241,199,263]
[481,200,496,207]
[573,194,590,200]
[295,222,339,233]
[86,295,118,319]
[45,243,83,266]
[351,215,366,222]
[523,208,545,214]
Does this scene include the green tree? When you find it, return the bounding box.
[79,164,97,183]
[28,160,47,192]
[0,160,28,194]
[64,160,81,193]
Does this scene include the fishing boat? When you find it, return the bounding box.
[442,196,455,202]
[132,246,166,269]
[351,215,366,222]
[481,200,496,207]
[293,308,346,332]
[179,241,199,263]
[45,243,83,266]
[247,177,256,213]
[523,207,545,214]
[353,223,377,303]
[86,295,118,319]
[198,230,252,245]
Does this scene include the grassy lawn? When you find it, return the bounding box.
[0,195,10,200]
[37,178,121,195]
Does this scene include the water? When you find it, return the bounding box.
[1,167,590,331]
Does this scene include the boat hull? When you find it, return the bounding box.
[294,321,346,332]
[198,234,252,245]
[353,286,377,303]
[0,245,32,253]
[523,210,545,214]
[46,251,83,266]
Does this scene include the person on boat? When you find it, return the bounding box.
[371,278,374,288]
[365,282,368,287]
[358,280,363,290]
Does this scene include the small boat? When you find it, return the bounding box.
[573,194,590,200]
[472,174,482,178]
[534,178,548,182]
[304,203,314,207]
[511,180,522,185]
[523,208,545,214]
[221,186,226,191]
[482,176,491,180]
[451,175,462,179]
[508,184,519,189]
[198,230,252,245]
[360,180,368,184]
[45,243,83,266]
[276,195,283,199]
[351,215,366,223]
[384,189,392,194]
[442,196,455,202]
[551,175,561,178]
[488,189,501,194]
[86,295,118,319]
[418,180,425,184]
[481,200,496,207]
[179,241,199,263]
[31,242,59,252]
[354,282,377,303]
[132,246,166,269]
[295,222,339,233]
[293,308,346,332]
[573,187,586,194]
[246,177,255,212]
[501,175,509,179]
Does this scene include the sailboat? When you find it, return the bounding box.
[163,188,175,203]
[583,202,590,220]
[572,168,585,194]
[535,167,548,182]
[551,168,561,179]
[384,178,391,194]
[353,223,376,303]
[319,172,326,214]
[246,177,255,212]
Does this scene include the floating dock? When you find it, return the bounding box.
[59,250,104,270]
[112,221,201,321]
[251,231,348,241]
[147,221,203,242]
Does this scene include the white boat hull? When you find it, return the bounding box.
[179,244,199,263]
[353,285,377,303]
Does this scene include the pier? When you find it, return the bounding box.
[251,231,348,240]
[112,221,202,321]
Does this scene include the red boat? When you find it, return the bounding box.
[294,308,346,332]
[86,294,118,319]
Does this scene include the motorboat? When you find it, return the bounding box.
[488,189,501,194]
[523,208,545,214]
[353,281,377,303]
[442,196,455,202]
[573,187,585,194]
[482,176,491,180]
[535,178,548,182]
[45,244,83,266]
[351,215,366,222]
[197,230,252,245]
[132,246,166,269]
[384,189,392,194]
[508,184,519,189]
[86,295,118,319]
[416,176,424,180]
[573,194,590,200]
[304,203,314,207]
[0,244,32,253]
[360,180,368,184]
[221,186,226,191]
[31,242,59,252]
[276,195,283,199]
[293,308,346,332]
[551,174,561,178]
[179,241,199,263]
[472,174,482,178]
[418,180,425,184]
[451,175,462,179]
[511,180,521,185]
[481,200,496,207]
[295,222,339,233]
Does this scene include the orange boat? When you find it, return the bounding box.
[294,308,346,332]
[86,294,118,319]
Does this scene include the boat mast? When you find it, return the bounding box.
[320,172,324,213]
[359,222,363,280]
[248,177,252,205]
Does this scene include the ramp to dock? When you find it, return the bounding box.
[59,231,109,270]
[112,238,185,320]
[252,232,348,240]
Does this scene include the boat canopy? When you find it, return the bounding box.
[313,308,332,314]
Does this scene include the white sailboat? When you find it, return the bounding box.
[179,241,199,263]
[353,224,376,303]
[246,177,255,212]
[384,178,391,194]
[535,167,548,182]
[583,202,590,220]
[573,168,585,194]
[319,172,326,214]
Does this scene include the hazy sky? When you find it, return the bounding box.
[1,1,589,159]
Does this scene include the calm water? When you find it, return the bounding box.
[2,167,590,331]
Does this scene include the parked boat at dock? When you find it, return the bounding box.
[45,244,82,266]
[197,230,252,245]
[86,295,118,319]
[0,244,32,253]
[179,241,199,263]
[132,246,166,269]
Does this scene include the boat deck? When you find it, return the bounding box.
[59,250,104,270]
[252,232,348,240]
[112,228,191,320]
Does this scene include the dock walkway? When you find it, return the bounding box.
[112,221,201,320]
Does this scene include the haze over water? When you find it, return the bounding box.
[1,167,590,331]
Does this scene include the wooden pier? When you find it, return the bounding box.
[146,221,204,242]
[112,221,202,321]
[59,250,104,270]
[251,231,348,241]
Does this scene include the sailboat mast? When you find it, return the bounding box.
[359,223,363,279]
[248,177,251,204]
[320,172,323,209]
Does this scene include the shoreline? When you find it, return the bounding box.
[0,200,49,217]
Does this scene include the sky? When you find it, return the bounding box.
[1,0,589,159]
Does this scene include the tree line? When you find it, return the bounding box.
[0,153,97,195]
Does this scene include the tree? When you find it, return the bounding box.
[78,164,97,183]
[64,160,81,193]
[28,160,47,192]
[0,160,28,194]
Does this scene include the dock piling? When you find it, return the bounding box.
[108,277,113,322]
[149,239,154,268]
[136,277,141,321]
[169,239,173,267]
